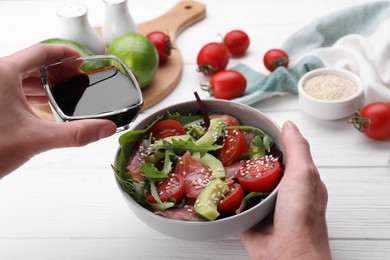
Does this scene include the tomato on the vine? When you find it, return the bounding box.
[263,49,289,72]
[218,182,244,216]
[349,102,390,140]
[197,42,229,76]
[146,31,174,65]
[151,119,186,140]
[237,156,282,193]
[201,70,246,100]
[219,128,249,166]
[223,30,250,56]
[144,173,185,203]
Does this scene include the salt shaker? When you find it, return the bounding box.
[56,4,105,54]
[102,0,138,45]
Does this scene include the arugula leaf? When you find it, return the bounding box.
[262,134,273,153]
[112,165,147,206]
[166,112,203,127]
[141,162,169,180]
[235,192,269,214]
[228,125,273,153]
[161,150,173,175]
[152,138,222,157]
[248,135,266,158]
[149,181,163,204]
[118,116,162,159]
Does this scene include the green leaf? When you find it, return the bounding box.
[150,181,163,204]
[141,162,169,180]
[161,150,173,175]
[112,165,147,206]
[228,125,273,153]
[248,135,267,158]
[118,116,162,159]
[153,138,222,156]
[166,112,203,127]
[150,201,175,211]
[235,191,269,214]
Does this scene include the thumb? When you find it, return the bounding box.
[37,119,117,151]
[281,121,317,178]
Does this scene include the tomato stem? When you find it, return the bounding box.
[349,111,371,133]
[197,64,216,76]
[200,82,213,96]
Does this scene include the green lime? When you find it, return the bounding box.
[107,33,159,89]
[40,38,107,72]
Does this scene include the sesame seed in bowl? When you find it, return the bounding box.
[113,99,285,241]
[298,68,364,120]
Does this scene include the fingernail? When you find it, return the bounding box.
[284,120,294,129]
[98,122,116,139]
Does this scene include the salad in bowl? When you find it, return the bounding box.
[113,99,285,240]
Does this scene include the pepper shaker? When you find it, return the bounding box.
[56,3,105,54]
[102,0,138,46]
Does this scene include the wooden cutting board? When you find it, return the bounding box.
[33,0,206,120]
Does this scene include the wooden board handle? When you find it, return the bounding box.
[138,1,206,41]
[32,1,206,119]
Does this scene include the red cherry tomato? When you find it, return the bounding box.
[202,70,246,100]
[223,30,250,56]
[350,102,390,140]
[218,182,244,216]
[197,42,229,76]
[144,173,185,203]
[210,114,241,126]
[219,129,249,166]
[237,156,282,193]
[151,119,186,140]
[146,31,174,65]
[263,49,289,72]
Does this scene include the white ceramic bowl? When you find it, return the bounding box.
[113,99,285,241]
[297,68,364,120]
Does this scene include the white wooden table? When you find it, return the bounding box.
[1,0,389,259]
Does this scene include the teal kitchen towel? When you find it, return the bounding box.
[232,0,390,105]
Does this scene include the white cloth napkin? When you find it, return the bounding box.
[232,0,390,105]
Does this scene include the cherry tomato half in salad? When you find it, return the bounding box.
[218,182,244,216]
[197,42,229,76]
[144,173,185,203]
[219,129,249,166]
[263,49,289,72]
[237,156,282,193]
[223,30,250,56]
[151,119,186,140]
[210,114,241,126]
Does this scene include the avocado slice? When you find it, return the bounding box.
[194,178,229,221]
[192,152,225,179]
[195,118,225,145]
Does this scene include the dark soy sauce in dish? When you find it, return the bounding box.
[51,67,142,129]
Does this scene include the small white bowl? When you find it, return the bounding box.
[297,68,364,120]
[113,99,285,241]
